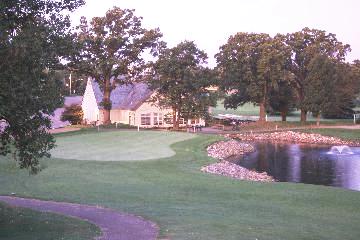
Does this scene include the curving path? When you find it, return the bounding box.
[0,196,158,240]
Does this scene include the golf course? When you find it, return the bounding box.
[1,129,360,240]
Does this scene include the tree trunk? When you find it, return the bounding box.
[259,101,266,122]
[102,78,111,125]
[172,108,178,130]
[300,109,307,124]
[316,112,321,126]
[280,110,287,122]
[258,83,267,123]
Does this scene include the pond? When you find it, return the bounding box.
[229,142,360,191]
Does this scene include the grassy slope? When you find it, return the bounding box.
[0,131,360,239]
[0,203,99,240]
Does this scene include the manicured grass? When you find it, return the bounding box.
[0,203,100,240]
[1,131,360,239]
[211,101,260,116]
[51,130,195,161]
[212,100,354,123]
[299,128,360,141]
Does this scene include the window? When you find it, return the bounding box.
[164,117,173,124]
[154,113,163,126]
[141,113,151,125]
[164,114,173,124]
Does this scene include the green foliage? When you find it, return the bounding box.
[56,70,87,96]
[150,41,217,128]
[0,0,84,173]
[69,7,164,124]
[215,33,291,121]
[268,81,296,121]
[286,28,351,122]
[61,104,84,125]
[305,55,356,119]
[99,99,112,111]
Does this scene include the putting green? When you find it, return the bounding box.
[51,130,195,161]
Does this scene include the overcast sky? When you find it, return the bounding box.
[70,0,360,67]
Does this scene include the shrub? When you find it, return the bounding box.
[61,104,84,125]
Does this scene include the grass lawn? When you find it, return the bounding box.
[211,102,260,116]
[1,130,360,239]
[0,203,99,240]
[51,130,195,161]
[299,128,360,141]
[212,100,355,124]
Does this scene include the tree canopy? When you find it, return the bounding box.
[215,33,291,122]
[0,0,84,173]
[149,41,217,129]
[69,7,163,124]
[285,28,351,122]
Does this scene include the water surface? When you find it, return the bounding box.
[230,142,360,191]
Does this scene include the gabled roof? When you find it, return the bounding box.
[90,79,154,111]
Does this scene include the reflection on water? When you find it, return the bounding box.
[231,142,360,191]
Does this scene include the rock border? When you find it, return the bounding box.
[201,161,274,182]
[227,131,360,146]
[203,140,274,182]
[207,140,255,160]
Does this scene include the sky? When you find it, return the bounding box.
[70,0,360,67]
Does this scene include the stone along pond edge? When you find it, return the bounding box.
[202,140,275,182]
[201,131,360,183]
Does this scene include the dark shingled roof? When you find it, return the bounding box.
[91,80,154,111]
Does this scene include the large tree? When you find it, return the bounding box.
[285,28,351,123]
[150,41,216,130]
[0,0,84,173]
[321,60,359,119]
[303,55,358,124]
[268,81,296,121]
[70,7,163,124]
[302,54,337,125]
[215,33,291,122]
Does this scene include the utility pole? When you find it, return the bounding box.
[69,72,72,95]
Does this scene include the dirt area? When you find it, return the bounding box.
[0,196,159,240]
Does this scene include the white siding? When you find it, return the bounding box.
[134,100,172,128]
[82,78,100,123]
[110,109,131,124]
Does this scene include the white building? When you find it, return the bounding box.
[81,78,205,128]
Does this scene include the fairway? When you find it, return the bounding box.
[1,131,360,240]
[51,130,195,161]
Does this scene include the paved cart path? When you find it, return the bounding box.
[0,196,158,240]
